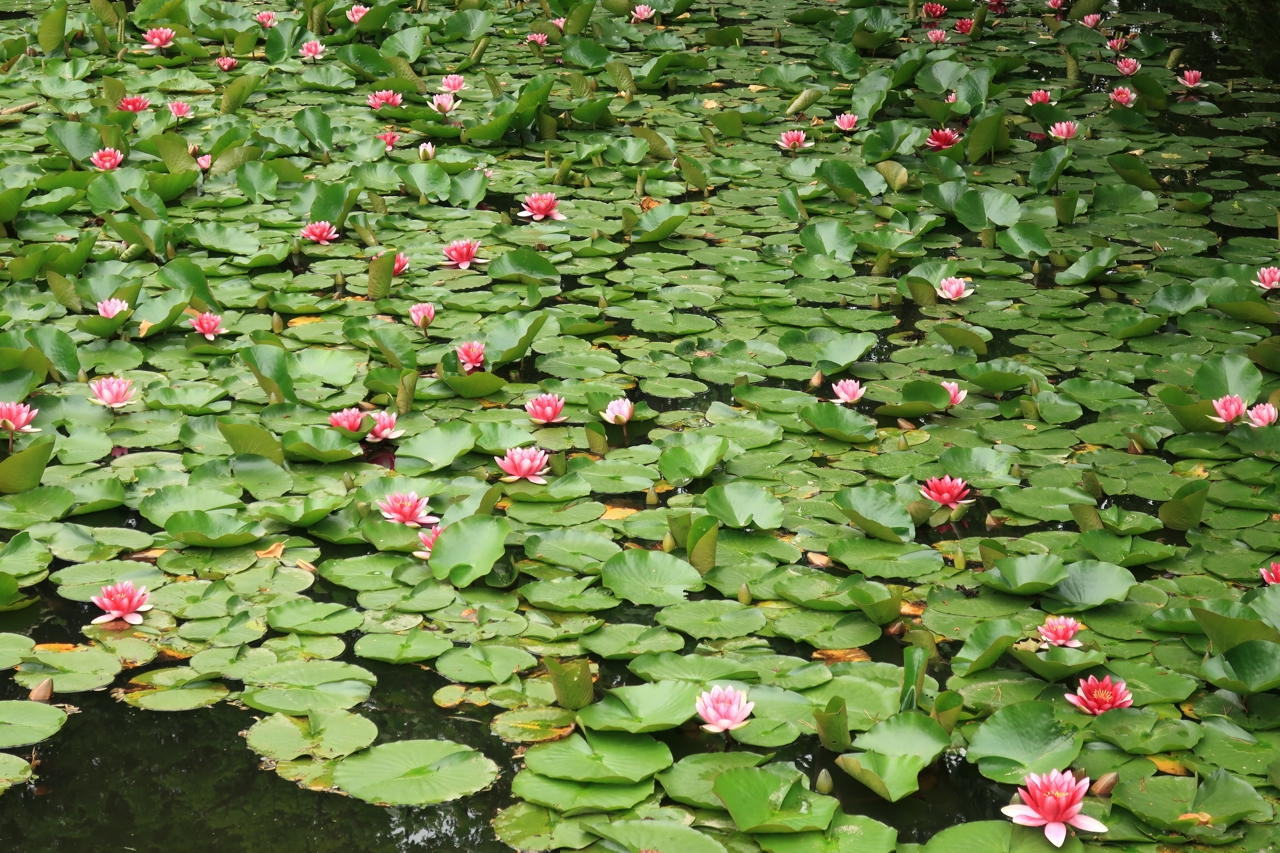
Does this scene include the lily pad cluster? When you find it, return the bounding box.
[0,0,1279,849]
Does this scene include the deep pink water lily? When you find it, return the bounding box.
[377,491,438,527]
[528,32,548,45]
[1248,403,1277,428]
[97,299,129,319]
[1208,394,1245,424]
[456,341,486,373]
[376,131,400,150]
[1116,58,1141,76]
[168,100,191,120]
[1082,13,1102,27]
[347,4,370,23]
[442,238,485,269]
[143,27,174,49]
[1108,36,1127,51]
[937,277,974,300]
[91,148,124,171]
[941,381,966,406]
[1025,90,1053,106]
[955,18,974,34]
[834,113,858,132]
[920,475,972,508]
[1110,87,1136,107]
[921,2,947,18]
[189,312,225,339]
[497,447,550,484]
[1002,769,1107,847]
[329,407,367,433]
[414,525,443,560]
[216,56,238,71]
[1039,616,1083,648]
[526,393,567,424]
[367,90,402,109]
[1262,563,1280,585]
[0,402,38,437]
[301,221,340,244]
[440,74,468,93]
[832,379,865,404]
[1066,675,1132,715]
[409,303,436,330]
[777,130,812,152]
[367,411,404,442]
[925,128,962,151]
[300,40,325,60]
[1048,121,1078,141]
[91,581,153,625]
[520,192,567,221]
[1253,266,1280,290]
[696,685,754,732]
[118,95,150,113]
[1178,69,1203,88]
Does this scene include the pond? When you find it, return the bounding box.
[0,0,1279,851]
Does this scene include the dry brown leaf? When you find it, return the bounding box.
[811,649,871,663]
[1150,756,1191,775]
[287,316,325,327]
[748,84,768,92]
[702,99,721,109]
[255,541,286,559]
[602,506,638,520]
[137,321,154,337]
[124,548,167,563]
[900,600,926,617]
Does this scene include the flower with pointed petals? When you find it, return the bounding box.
[329,407,368,434]
[189,312,225,340]
[937,276,974,300]
[1045,0,1064,8]
[1262,563,1280,585]
[925,128,962,151]
[1110,87,1136,107]
[551,17,566,30]
[392,252,410,276]
[496,447,551,484]
[1028,132,1048,142]
[347,4,370,23]
[1082,13,1102,27]
[216,56,238,71]
[301,221,340,244]
[920,475,973,509]
[696,685,754,732]
[256,11,277,27]
[834,113,859,132]
[1208,394,1245,424]
[832,379,865,404]
[945,92,957,103]
[300,40,325,60]
[118,96,150,113]
[1108,36,1128,51]
[519,192,567,221]
[377,491,438,527]
[1048,121,1079,141]
[367,90,403,109]
[440,74,468,93]
[143,27,175,49]
[955,18,974,34]
[602,398,634,425]
[197,154,212,170]
[1066,675,1132,715]
[442,238,485,269]
[376,131,400,150]
[90,377,134,409]
[409,303,436,330]
[456,341,485,374]
[987,0,1007,12]
[413,525,443,560]
[92,580,152,625]
[528,32,549,45]
[1039,616,1084,648]
[1002,769,1108,847]
[431,93,457,116]
[1116,58,1141,76]
[168,100,191,120]
[631,4,655,22]
[526,393,568,425]
[1026,89,1053,106]
[1178,69,1203,88]
[419,141,436,161]
[927,28,948,44]
[367,411,404,442]
[777,130,812,152]
[942,381,966,406]
[1247,403,1277,428]
[97,298,129,319]
[1254,266,1280,290]
[921,2,947,18]
[0,402,38,437]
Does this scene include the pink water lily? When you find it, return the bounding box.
[300,40,325,60]
[926,28,948,44]
[143,27,175,49]
[1247,403,1277,428]
[189,312,226,340]
[347,4,370,23]
[431,93,458,116]
[1254,267,1280,290]
[367,90,403,109]
[440,74,468,93]
[197,154,212,170]
[419,142,436,160]
[526,393,568,424]
[409,302,436,330]
[1066,675,1132,715]
[1045,0,1064,7]
[1048,121,1079,141]
[1108,37,1127,51]
[414,525,443,560]
[118,95,150,113]
[301,221,340,244]
[520,192,567,221]
[256,11,277,27]
[777,130,812,152]
[0,402,39,438]
[528,32,549,45]
[1002,769,1108,847]
[1208,394,1245,424]
[988,0,1007,12]
[1116,58,1141,76]
[97,299,129,319]
[442,238,485,269]
[367,411,404,442]
[920,475,972,509]
[925,128,962,151]
[377,491,439,527]
[945,92,957,103]
[376,131,400,150]
[832,379,865,404]
[1082,13,1102,27]
[937,276,974,300]
[1025,90,1053,106]
[1262,563,1280,585]
[168,100,191,120]
[941,381,966,406]
[551,17,566,30]
[1110,87,1136,107]
[456,341,486,374]
[602,398,634,425]
[1178,69,1203,88]
[834,113,859,132]
[1039,615,1084,648]
[955,18,974,34]
[696,685,754,733]
[216,56,238,71]
[90,377,134,409]
[922,2,947,18]
[631,4,655,22]
[91,581,153,625]
[329,407,368,433]
[497,447,551,484]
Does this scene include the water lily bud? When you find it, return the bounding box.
[1092,771,1119,797]
[1128,438,1144,455]
[342,472,355,492]
[598,295,609,309]
[897,434,909,451]
[1032,260,1041,276]
[355,500,370,518]
[661,531,676,552]
[871,294,882,309]
[985,513,999,530]
[28,677,53,703]
[335,271,346,287]
[271,312,284,333]
[646,487,659,507]
[815,769,833,794]
[809,370,823,388]
[950,502,969,523]
[897,419,916,431]
[738,584,752,605]
[1028,378,1040,396]
[78,369,89,383]
[954,549,966,571]
[1010,463,1023,478]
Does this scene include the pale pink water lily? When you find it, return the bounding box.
[300,40,325,60]
[937,276,974,300]
[216,56,238,71]
[922,2,947,17]
[197,154,213,170]
[440,74,468,93]
[1116,58,1141,76]
[526,393,568,424]
[97,298,129,319]
[118,95,150,113]
[519,192,566,221]
[601,398,634,425]
[256,11,277,27]
[1081,13,1102,27]
[143,27,175,49]
[367,90,403,109]
[367,411,404,442]
[377,491,439,527]
[696,685,754,732]
[631,4,655,22]
[1026,89,1053,106]
[528,32,549,45]
[1262,563,1280,585]
[1247,403,1277,428]
[168,100,191,119]
[920,475,972,509]
[1038,616,1084,648]
[346,4,370,23]
[834,113,859,132]
[442,238,485,269]
[301,221,340,244]
[475,166,494,178]
[551,17,566,30]
[832,379,865,404]
[1178,69,1203,88]
[329,407,368,433]
[431,93,458,116]
[456,341,486,373]
[1107,36,1128,51]
[1048,121,1079,141]
[925,128,962,151]
[91,581,153,625]
[1208,394,1245,424]
[1066,675,1132,715]
[496,446,551,484]
[409,302,436,330]
[189,312,226,340]
[1253,266,1280,290]
[419,141,436,161]
[376,131,400,150]
[1110,87,1136,107]
[0,402,39,437]
[1002,769,1107,847]
[941,381,966,406]
[945,92,957,103]
[777,130,812,152]
[89,377,134,409]
[926,28,948,44]
[955,18,974,34]
[413,525,443,560]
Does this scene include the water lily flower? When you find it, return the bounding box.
[955,18,974,34]
[1208,394,1246,424]
[1045,0,1064,8]
[925,128,962,151]
[456,341,486,373]
[526,393,568,425]
[377,491,439,527]
[1108,37,1128,51]
[945,92,957,103]
[414,525,443,560]
[418,142,436,162]
[392,252,410,276]
[1065,675,1132,715]
[551,17,566,30]
[1247,403,1277,428]
[347,4,369,23]
[1039,616,1084,648]
[409,303,436,330]
[1082,13,1102,27]
[329,407,368,433]
[256,11,277,27]
[496,447,551,484]
[602,398,634,425]
[168,100,191,120]
[301,221,340,244]
[988,0,1008,13]
[197,154,212,170]
[89,377,134,409]
[1002,769,1108,847]
[300,40,325,60]
[519,192,567,221]
[432,93,458,116]
[440,74,468,93]
[91,580,153,625]
[367,90,403,109]
[921,2,947,18]
[189,312,225,339]
[143,27,175,49]
[941,381,966,406]
[1262,563,1280,585]
[0,402,39,438]
[1116,58,1141,76]
[528,32,549,45]
[834,113,859,132]
[1027,132,1048,142]
[937,276,974,300]
[696,685,754,732]
[1110,87,1137,107]
[926,28,948,44]
[777,130,813,152]
[1048,121,1079,141]
[442,238,485,269]
[97,298,129,319]
[832,379,865,404]
[367,411,404,442]
[216,56,238,71]
[1026,89,1053,106]
[920,475,973,509]
[118,95,150,113]
[1178,69,1204,88]
[376,131,400,150]
[1253,266,1280,289]
[631,4,655,22]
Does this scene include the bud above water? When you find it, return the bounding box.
[738,583,752,605]
[815,769,833,794]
